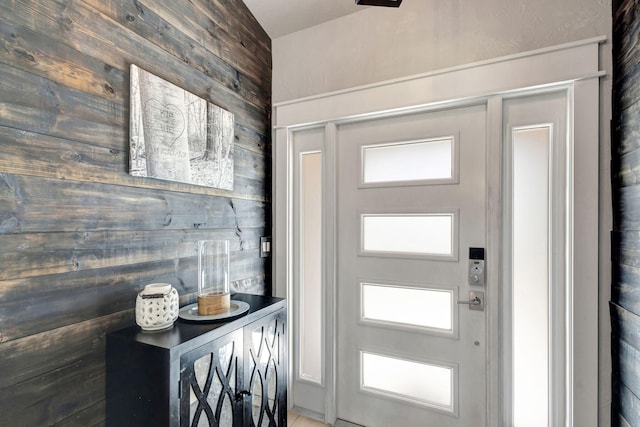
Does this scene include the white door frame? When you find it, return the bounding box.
[273,36,605,426]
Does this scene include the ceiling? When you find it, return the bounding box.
[241,0,366,39]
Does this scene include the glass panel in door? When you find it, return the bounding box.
[361,136,456,185]
[290,127,326,415]
[503,91,569,427]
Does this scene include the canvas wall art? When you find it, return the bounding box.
[129,64,234,190]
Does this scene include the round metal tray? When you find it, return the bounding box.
[178,300,250,322]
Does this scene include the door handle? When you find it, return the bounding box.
[457,291,484,311]
[235,390,251,401]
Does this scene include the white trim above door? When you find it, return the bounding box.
[273,37,604,427]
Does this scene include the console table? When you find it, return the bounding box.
[106,293,287,427]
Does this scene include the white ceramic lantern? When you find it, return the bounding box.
[135,283,179,331]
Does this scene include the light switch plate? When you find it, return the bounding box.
[260,236,271,258]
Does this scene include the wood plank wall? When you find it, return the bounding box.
[0,0,271,425]
[612,0,640,425]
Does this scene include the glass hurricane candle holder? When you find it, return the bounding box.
[197,240,230,315]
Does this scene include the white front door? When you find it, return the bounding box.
[336,104,488,427]
[275,38,601,427]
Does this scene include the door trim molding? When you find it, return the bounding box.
[273,37,605,427]
[273,36,605,128]
[485,96,503,426]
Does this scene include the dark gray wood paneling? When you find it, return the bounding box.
[612,335,640,402]
[610,305,640,424]
[0,0,268,129]
[615,143,640,187]
[83,0,269,107]
[612,230,640,268]
[0,16,124,102]
[55,401,106,427]
[0,125,267,199]
[0,228,264,280]
[613,100,640,157]
[0,174,266,233]
[0,253,266,342]
[0,356,106,426]
[151,0,271,72]
[613,1,640,423]
[0,57,265,154]
[611,303,640,362]
[0,0,271,424]
[612,411,633,427]
[613,378,640,427]
[0,61,126,148]
[613,0,640,112]
[0,310,132,390]
[613,263,640,313]
[613,185,640,231]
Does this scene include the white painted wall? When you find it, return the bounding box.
[273,0,610,102]
[272,1,612,424]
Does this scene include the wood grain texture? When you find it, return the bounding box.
[612,335,640,404]
[613,2,640,423]
[611,303,640,425]
[0,228,264,280]
[612,184,640,231]
[610,0,640,426]
[613,0,640,112]
[612,230,640,268]
[0,174,267,233]
[0,61,126,148]
[613,263,640,313]
[0,253,267,342]
[83,0,269,107]
[614,413,633,427]
[613,0,640,87]
[0,126,267,200]
[613,99,640,157]
[611,303,640,359]
[0,310,132,390]
[152,0,271,71]
[614,51,640,113]
[0,0,268,130]
[0,16,124,102]
[54,401,105,427]
[0,0,271,424]
[0,356,106,426]
[613,378,640,427]
[615,144,640,188]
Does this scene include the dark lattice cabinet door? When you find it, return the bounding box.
[107,295,286,427]
[180,328,244,427]
[243,309,287,427]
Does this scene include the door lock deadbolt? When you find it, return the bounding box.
[469,247,485,286]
